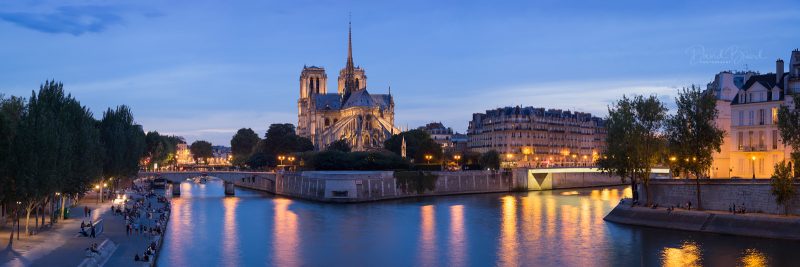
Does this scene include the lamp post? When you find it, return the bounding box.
[453,154,462,171]
[751,156,756,179]
[425,154,433,164]
[95,185,100,204]
[278,155,285,166]
[288,156,296,171]
[522,147,532,167]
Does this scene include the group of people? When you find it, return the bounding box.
[119,181,171,263]
[85,242,101,257]
[729,203,747,214]
[79,220,96,238]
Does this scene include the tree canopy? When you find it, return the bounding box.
[100,105,146,182]
[247,123,314,169]
[664,86,724,210]
[326,139,351,153]
[144,131,184,168]
[190,140,214,164]
[777,97,800,176]
[597,94,667,205]
[383,129,442,163]
[230,128,260,167]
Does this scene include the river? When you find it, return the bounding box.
[156,179,799,267]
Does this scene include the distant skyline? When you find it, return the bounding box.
[1,0,799,145]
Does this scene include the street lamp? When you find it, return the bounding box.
[425,154,433,164]
[751,156,757,179]
[278,155,286,166]
[453,154,462,170]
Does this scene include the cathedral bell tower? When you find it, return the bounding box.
[338,21,367,97]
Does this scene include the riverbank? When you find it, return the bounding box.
[0,181,171,267]
[604,199,800,240]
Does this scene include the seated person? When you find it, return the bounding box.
[79,226,88,237]
[134,254,140,261]
[143,254,150,261]
[90,243,100,254]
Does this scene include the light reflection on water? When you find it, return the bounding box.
[157,181,797,267]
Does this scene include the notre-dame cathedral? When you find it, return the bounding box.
[297,23,399,151]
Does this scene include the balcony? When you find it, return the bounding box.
[738,145,768,152]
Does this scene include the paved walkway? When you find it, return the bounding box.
[0,197,110,267]
[0,184,169,267]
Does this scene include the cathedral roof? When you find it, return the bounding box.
[370,94,393,109]
[343,89,376,108]
[314,94,343,110]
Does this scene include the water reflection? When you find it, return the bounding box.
[418,205,436,266]
[272,198,298,267]
[448,205,465,267]
[222,197,239,267]
[158,184,798,267]
[661,241,702,267]
[740,248,768,267]
[498,195,518,267]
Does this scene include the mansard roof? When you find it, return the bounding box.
[314,93,342,110]
[731,73,788,105]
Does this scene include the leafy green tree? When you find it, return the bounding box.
[13,81,104,235]
[384,129,443,163]
[326,139,351,153]
[248,124,314,169]
[190,140,214,164]
[777,98,800,177]
[100,105,146,188]
[0,95,24,205]
[598,94,666,205]
[144,131,184,168]
[230,128,260,167]
[770,160,795,215]
[665,86,724,210]
[479,150,501,170]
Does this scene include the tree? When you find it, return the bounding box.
[384,129,443,163]
[770,160,795,215]
[598,94,667,206]
[230,128,260,167]
[190,140,214,164]
[326,139,351,153]
[13,81,104,236]
[247,124,314,169]
[100,105,146,188]
[665,86,724,210]
[479,150,501,170]
[0,95,24,204]
[777,98,800,177]
[144,131,184,168]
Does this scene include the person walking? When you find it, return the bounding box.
[84,206,89,217]
[90,224,96,238]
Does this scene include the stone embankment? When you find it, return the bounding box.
[604,199,800,240]
[234,168,629,202]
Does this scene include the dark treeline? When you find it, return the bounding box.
[229,124,501,171]
[0,81,151,242]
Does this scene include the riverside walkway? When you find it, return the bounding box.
[0,182,170,267]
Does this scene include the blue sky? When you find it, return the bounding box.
[1,0,799,145]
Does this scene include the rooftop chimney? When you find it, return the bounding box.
[777,58,784,85]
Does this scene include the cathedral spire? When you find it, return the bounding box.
[342,16,358,101]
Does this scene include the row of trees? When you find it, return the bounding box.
[1,81,147,243]
[228,123,502,171]
[143,131,184,170]
[598,86,724,210]
[600,85,800,214]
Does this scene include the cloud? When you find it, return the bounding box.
[0,5,126,35]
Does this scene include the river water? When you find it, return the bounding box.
[156,180,799,267]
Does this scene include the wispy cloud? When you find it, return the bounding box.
[0,4,157,35]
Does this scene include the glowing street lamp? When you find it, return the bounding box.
[425,154,433,164]
[453,154,462,170]
[278,155,286,165]
[751,155,757,179]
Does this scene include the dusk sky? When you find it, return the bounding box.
[2,0,799,145]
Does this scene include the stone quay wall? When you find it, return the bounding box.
[644,179,800,215]
[234,170,514,202]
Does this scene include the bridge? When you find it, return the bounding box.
[137,171,276,196]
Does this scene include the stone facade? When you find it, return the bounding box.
[296,24,399,151]
[645,179,800,215]
[467,106,606,167]
[709,49,800,178]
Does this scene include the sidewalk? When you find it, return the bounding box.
[0,197,111,267]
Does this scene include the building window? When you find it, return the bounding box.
[749,111,754,125]
[758,131,764,149]
[772,107,779,124]
[748,131,753,148]
[739,111,744,126]
[759,109,765,125]
[773,130,779,149]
